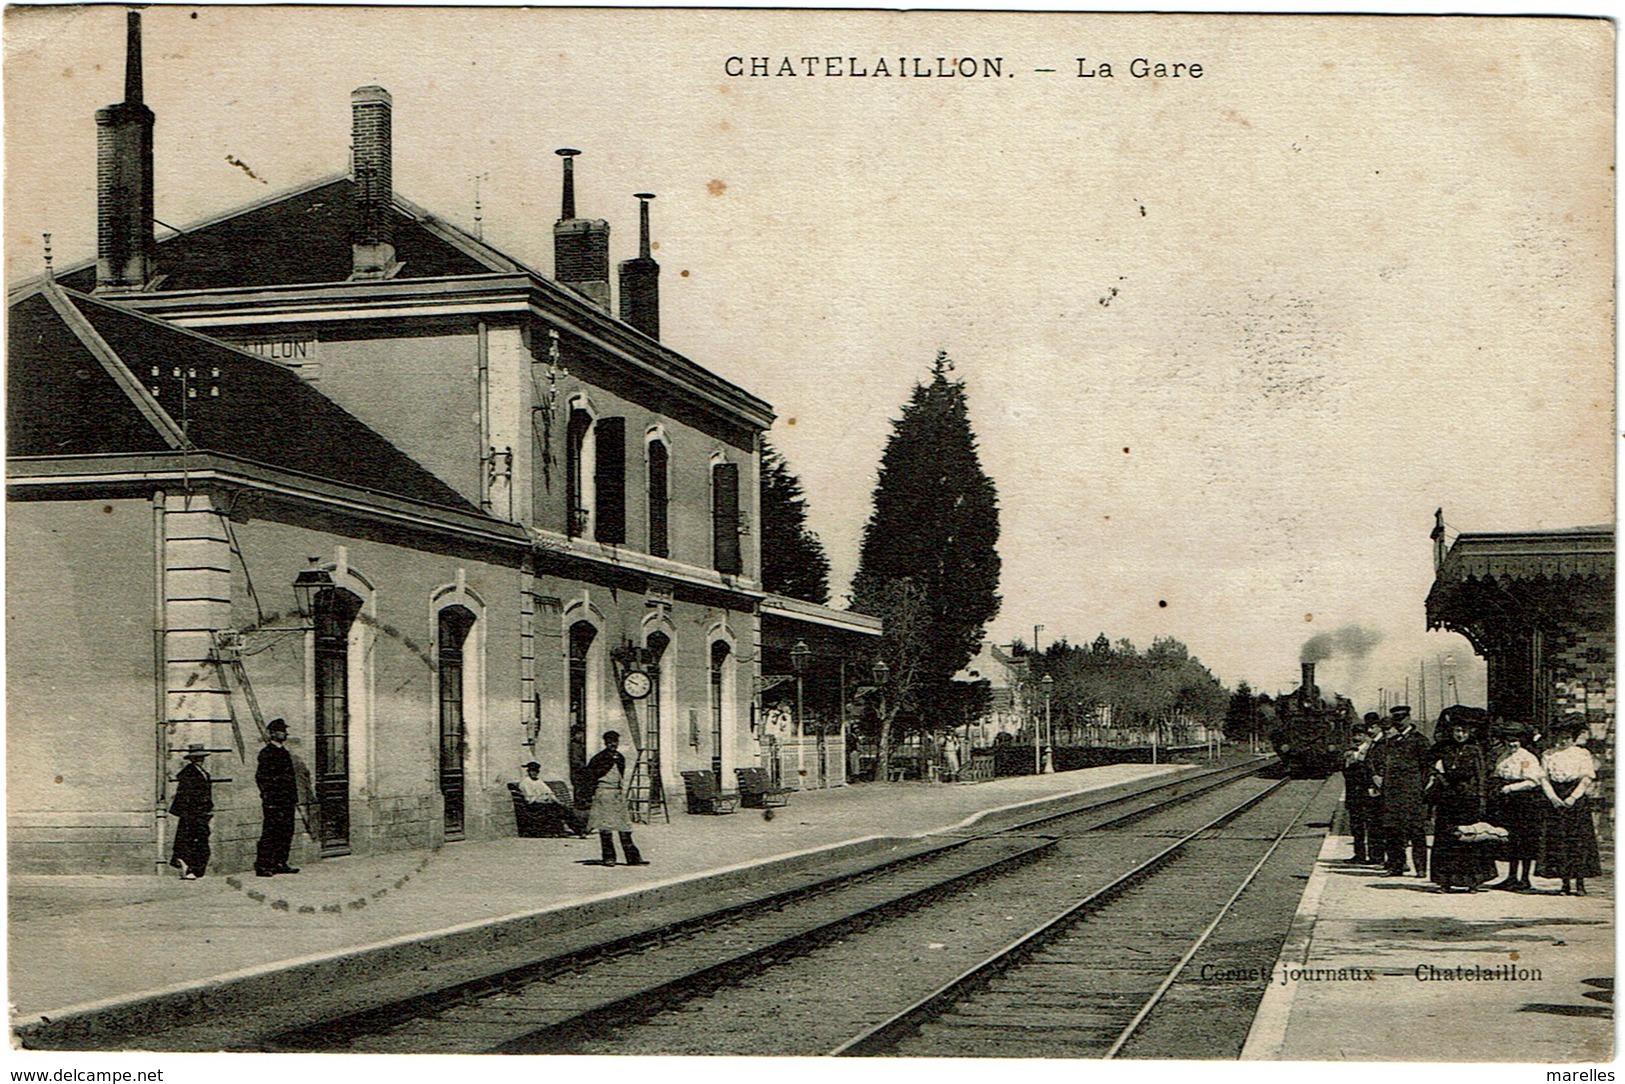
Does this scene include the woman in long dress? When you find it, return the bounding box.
[1428,719,1497,892]
[1485,721,1545,891]
[1538,721,1602,896]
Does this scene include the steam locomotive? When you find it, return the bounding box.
[1269,662,1357,778]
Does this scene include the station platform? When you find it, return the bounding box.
[10,760,1195,1030]
[1243,828,1614,1062]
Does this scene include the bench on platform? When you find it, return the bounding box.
[735,767,792,809]
[508,781,586,837]
[681,771,738,815]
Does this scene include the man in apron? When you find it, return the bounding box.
[584,731,647,867]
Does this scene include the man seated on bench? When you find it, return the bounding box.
[516,762,587,837]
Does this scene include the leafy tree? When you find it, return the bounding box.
[1224,681,1263,742]
[852,351,1001,751]
[759,437,830,604]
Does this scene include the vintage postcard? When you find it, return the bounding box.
[3,5,1614,1077]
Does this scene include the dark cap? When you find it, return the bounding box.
[1363,712,1381,723]
[523,761,542,770]
[1390,705,1411,718]
[267,717,289,733]
[603,730,620,743]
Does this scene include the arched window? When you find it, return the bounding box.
[437,606,477,837]
[314,587,363,852]
[647,436,670,558]
[568,620,598,798]
[710,639,731,782]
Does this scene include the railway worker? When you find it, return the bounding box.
[584,732,648,868]
[1536,719,1603,896]
[1374,706,1430,878]
[1427,717,1496,892]
[169,744,213,880]
[255,718,300,877]
[1485,721,1545,892]
[1342,714,1383,864]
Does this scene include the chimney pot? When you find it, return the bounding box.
[552,150,611,312]
[95,11,155,292]
[619,193,660,338]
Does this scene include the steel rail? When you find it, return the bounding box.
[1101,781,1324,1058]
[994,757,1274,836]
[271,761,1269,1045]
[827,777,1292,1056]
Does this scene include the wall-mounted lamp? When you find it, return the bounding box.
[291,562,335,622]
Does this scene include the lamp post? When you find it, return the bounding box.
[872,657,890,783]
[1041,672,1055,774]
[792,640,813,787]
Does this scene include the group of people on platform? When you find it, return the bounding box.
[1342,705,1603,896]
[168,717,301,880]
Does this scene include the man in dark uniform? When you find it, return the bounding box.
[169,744,213,879]
[1343,713,1383,864]
[1374,706,1430,877]
[255,717,300,877]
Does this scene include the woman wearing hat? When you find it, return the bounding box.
[1537,720,1603,896]
[1485,720,1545,891]
[169,745,213,879]
[1427,718,1496,892]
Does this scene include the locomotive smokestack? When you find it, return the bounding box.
[1301,662,1316,696]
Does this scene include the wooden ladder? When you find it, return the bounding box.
[626,749,669,825]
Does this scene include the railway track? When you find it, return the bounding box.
[832,777,1327,1057]
[30,759,1326,1054]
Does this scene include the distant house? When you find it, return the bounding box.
[955,642,1029,742]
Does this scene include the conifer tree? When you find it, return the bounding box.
[759,437,831,604]
[852,351,1001,761]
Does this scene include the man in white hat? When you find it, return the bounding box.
[169,745,213,879]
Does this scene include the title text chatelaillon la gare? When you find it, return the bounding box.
[723,56,1205,79]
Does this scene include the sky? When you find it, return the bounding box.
[5,6,1615,717]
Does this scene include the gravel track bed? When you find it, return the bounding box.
[563,776,1315,1056]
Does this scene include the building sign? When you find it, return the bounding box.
[238,336,321,379]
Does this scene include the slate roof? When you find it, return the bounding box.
[9,284,482,516]
[56,177,509,293]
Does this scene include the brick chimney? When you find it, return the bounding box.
[95,11,155,292]
[553,149,611,312]
[618,193,660,338]
[350,86,396,280]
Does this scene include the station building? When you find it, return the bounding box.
[8,14,877,875]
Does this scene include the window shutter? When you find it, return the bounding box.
[712,461,741,574]
[594,417,626,544]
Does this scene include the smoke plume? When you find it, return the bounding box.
[1301,624,1383,664]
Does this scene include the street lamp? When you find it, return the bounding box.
[870,657,891,782]
[791,640,814,787]
[291,561,335,625]
[1041,673,1055,774]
